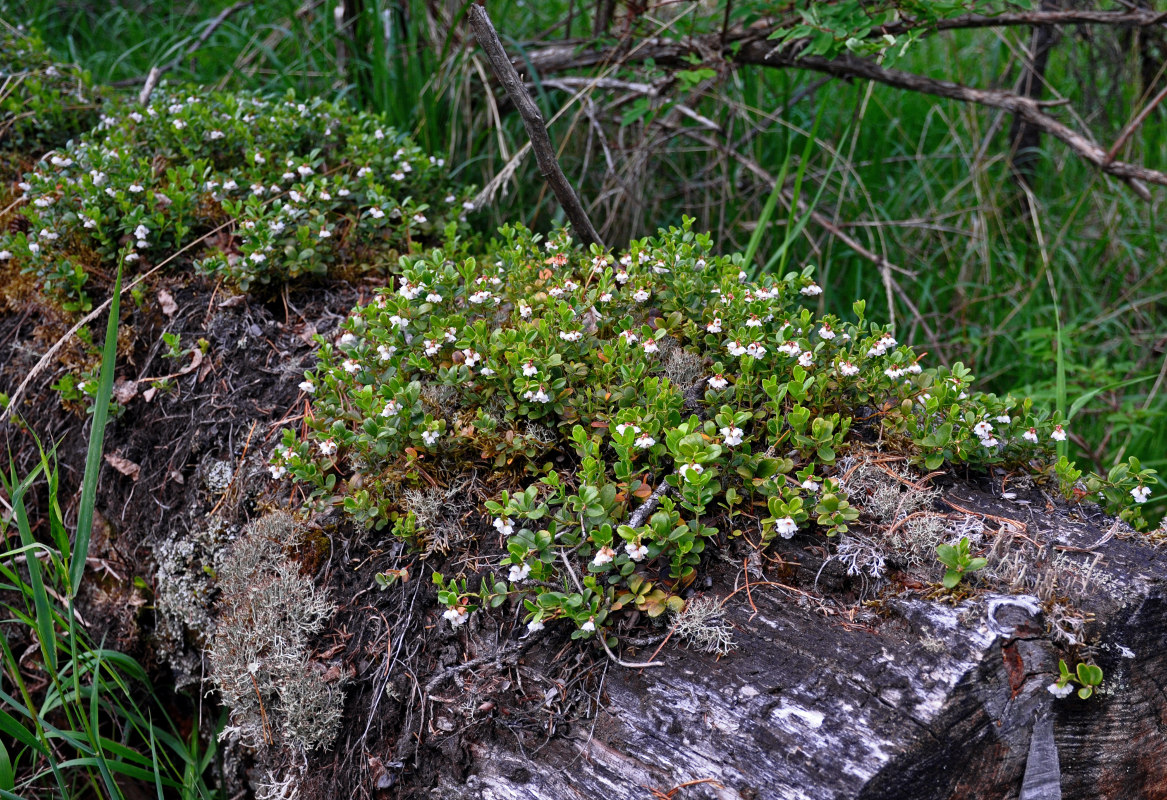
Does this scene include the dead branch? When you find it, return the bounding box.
[467,4,605,248]
[520,28,1167,199]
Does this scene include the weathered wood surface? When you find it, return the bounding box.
[430,489,1166,800]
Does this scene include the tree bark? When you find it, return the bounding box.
[424,488,1167,800]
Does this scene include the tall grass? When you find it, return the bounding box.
[0,262,217,797]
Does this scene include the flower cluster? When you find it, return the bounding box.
[1,84,474,310]
[272,220,1158,639]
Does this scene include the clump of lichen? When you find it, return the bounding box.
[154,516,239,687]
[672,596,736,656]
[208,512,343,753]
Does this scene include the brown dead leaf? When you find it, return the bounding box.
[104,453,140,481]
[157,289,177,317]
[112,378,138,404]
[142,387,157,403]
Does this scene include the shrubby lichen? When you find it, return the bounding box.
[209,512,343,754]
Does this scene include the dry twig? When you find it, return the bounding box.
[467,3,605,247]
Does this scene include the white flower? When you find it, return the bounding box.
[0,251,10,260]
[801,479,821,492]
[398,282,421,300]
[706,318,722,333]
[599,292,613,303]
[580,619,596,633]
[1131,485,1151,504]
[679,462,704,480]
[798,351,814,368]
[128,184,144,193]
[1047,682,1073,699]
[377,344,396,361]
[254,152,266,164]
[800,283,822,296]
[479,365,495,376]
[338,332,357,347]
[297,164,314,177]
[318,439,337,456]
[634,434,656,449]
[374,128,385,140]
[369,207,385,219]
[249,252,266,263]
[726,340,746,357]
[615,270,630,284]
[173,119,186,130]
[973,421,994,438]
[124,252,139,262]
[1023,428,1039,443]
[338,188,350,196]
[745,342,767,359]
[708,374,729,390]
[463,200,475,211]
[1051,425,1067,442]
[318,227,331,239]
[632,288,650,303]
[592,546,616,567]
[421,429,440,446]
[443,607,469,627]
[818,325,836,340]
[721,426,744,446]
[509,563,531,583]
[745,316,762,328]
[299,379,316,393]
[778,341,801,357]
[995,415,1012,425]
[518,303,532,318]
[642,339,659,354]
[388,315,407,329]
[342,359,360,374]
[269,464,287,480]
[526,618,544,633]
[615,423,640,436]
[837,361,859,377]
[357,166,372,177]
[469,290,491,304]
[282,172,297,181]
[559,330,583,342]
[625,542,649,561]
[424,339,440,356]
[222,179,238,191]
[380,400,400,417]
[980,437,999,448]
[867,343,888,357]
[620,330,638,345]
[411,213,427,224]
[522,361,538,377]
[494,517,515,536]
[774,517,798,539]
[462,349,481,367]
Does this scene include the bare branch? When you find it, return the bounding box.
[520,29,1167,199]
[467,3,605,248]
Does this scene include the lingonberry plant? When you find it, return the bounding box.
[273,219,1157,642]
[1,84,474,311]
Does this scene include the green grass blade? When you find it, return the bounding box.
[71,259,123,596]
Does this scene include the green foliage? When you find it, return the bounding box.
[274,220,1157,639]
[1,84,473,311]
[1051,659,1104,700]
[935,536,988,590]
[0,26,101,164]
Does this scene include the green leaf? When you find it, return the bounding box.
[1077,686,1093,700]
[936,544,958,567]
[72,260,122,596]
[941,570,961,589]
